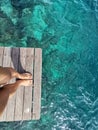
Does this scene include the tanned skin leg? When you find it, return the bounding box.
[0,67,32,85]
[0,80,32,116]
[0,66,32,116]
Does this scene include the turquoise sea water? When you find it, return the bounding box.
[0,0,98,130]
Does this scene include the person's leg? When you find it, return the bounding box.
[0,79,32,116]
[0,67,32,85]
[6,67,32,79]
[0,67,12,85]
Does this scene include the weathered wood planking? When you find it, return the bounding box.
[14,48,26,121]
[0,48,11,121]
[0,47,4,66]
[22,48,34,120]
[6,48,19,121]
[32,49,42,119]
[0,47,42,122]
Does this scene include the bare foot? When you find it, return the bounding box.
[19,79,33,86]
[18,73,32,80]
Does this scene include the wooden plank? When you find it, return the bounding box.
[32,48,42,120]
[22,48,34,120]
[0,47,11,121]
[0,47,4,121]
[0,47,4,66]
[6,48,19,121]
[14,48,26,121]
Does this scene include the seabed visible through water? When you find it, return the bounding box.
[0,0,98,130]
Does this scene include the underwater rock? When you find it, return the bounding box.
[0,0,18,24]
[83,0,96,10]
[11,0,35,10]
[21,5,47,41]
[0,16,16,42]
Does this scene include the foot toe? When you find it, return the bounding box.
[19,73,32,79]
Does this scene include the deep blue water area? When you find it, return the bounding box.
[0,0,98,130]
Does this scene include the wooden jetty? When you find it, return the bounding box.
[0,47,42,121]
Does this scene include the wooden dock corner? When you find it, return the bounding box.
[0,47,42,122]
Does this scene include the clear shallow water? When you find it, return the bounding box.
[0,0,98,130]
